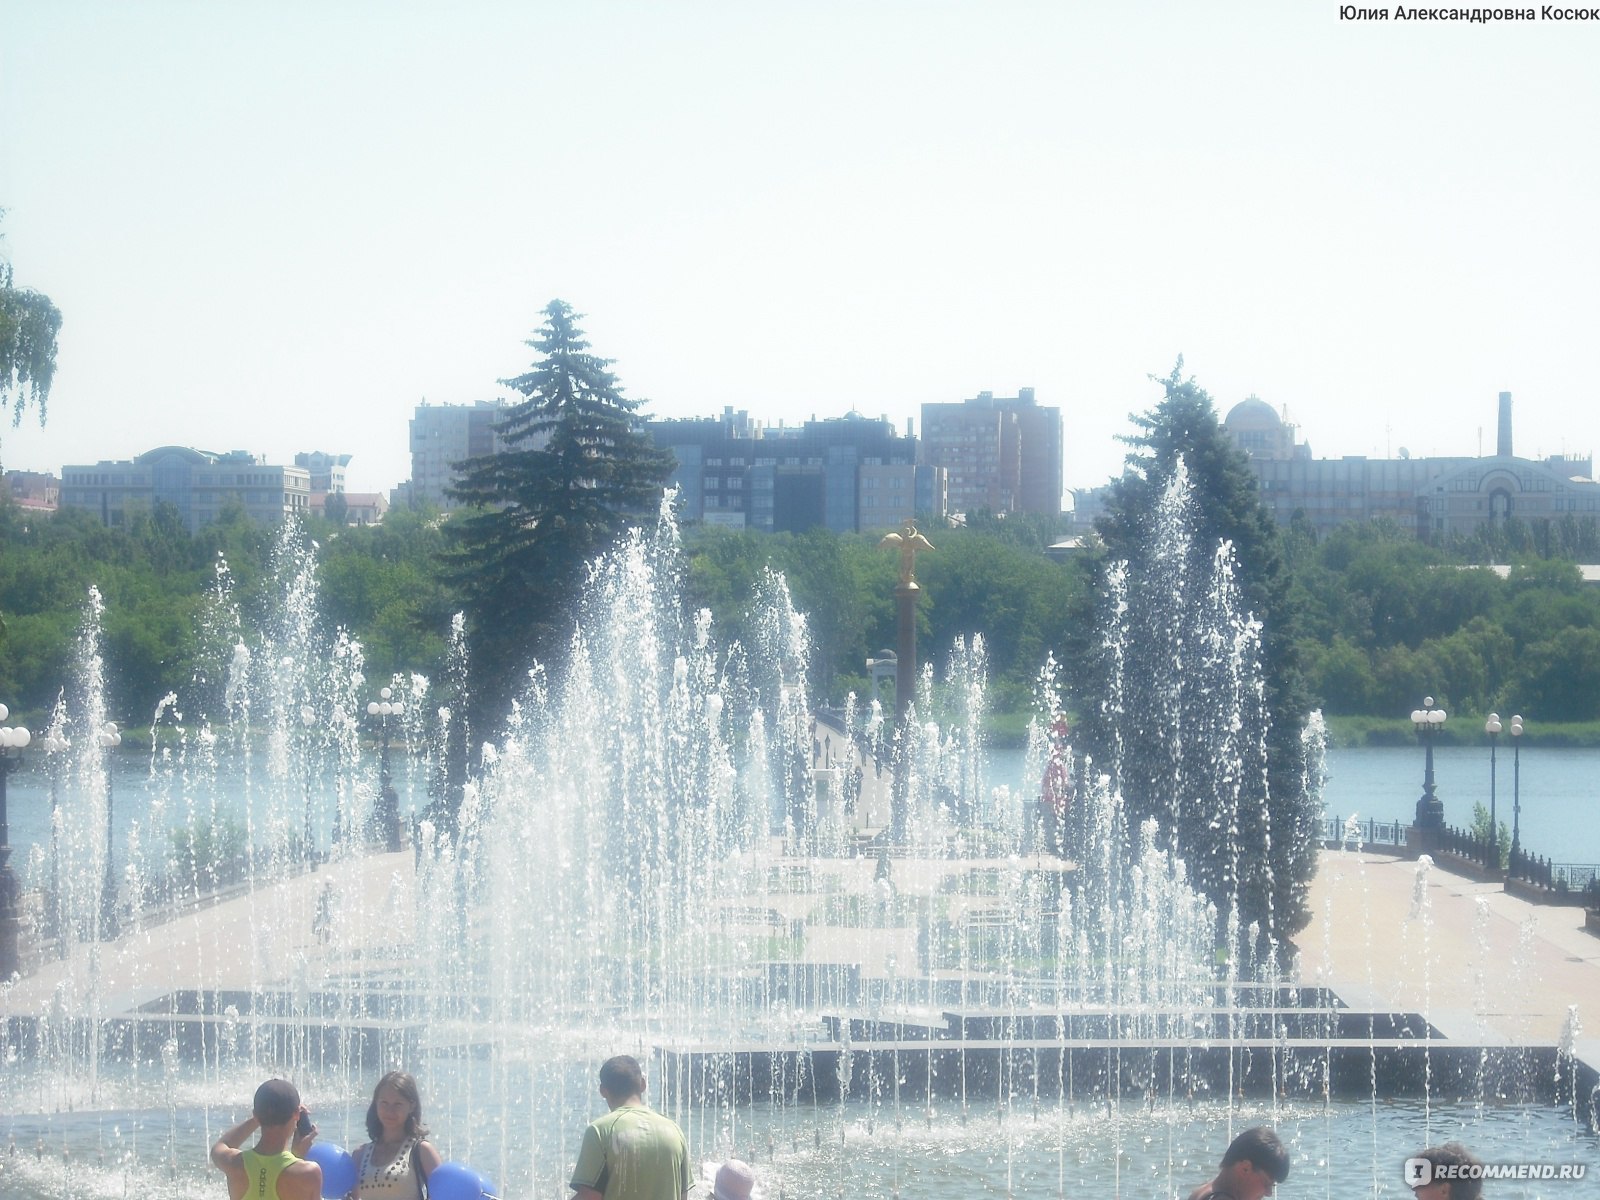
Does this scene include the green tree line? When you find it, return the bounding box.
[0,498,453,724]
[1287,518,1600,721]
[9,491,1600,731]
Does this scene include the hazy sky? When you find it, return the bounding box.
[3,2,1597,498]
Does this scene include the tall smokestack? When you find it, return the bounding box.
[1497,391,1513,458]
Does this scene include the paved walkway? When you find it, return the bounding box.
[3,850,415,1018]
[1302,848,1600,1060]
[8,840,1599,1075]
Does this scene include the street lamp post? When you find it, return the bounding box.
[1485,712,1502,868]
[1509,714,1525,862]
[367,687,405,853]
[0,702,33,980]
[98,721,122,940]
[1411,696,1447,828]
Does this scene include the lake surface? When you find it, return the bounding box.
[1321,744,1600,867]
[983,743,1600,867]
[5,742,1598,895]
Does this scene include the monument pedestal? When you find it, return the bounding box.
[1405,823,1444,859]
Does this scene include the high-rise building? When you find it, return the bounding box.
[646,408,944,533]
[920,388,1063,517]
[406,400,506,510]
[58,446,312,532]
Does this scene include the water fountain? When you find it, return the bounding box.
[2,477,1597,1199]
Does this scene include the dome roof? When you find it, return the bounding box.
[1224,396,1282,430]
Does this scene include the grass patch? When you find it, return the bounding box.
[1323,714,1600,748]
[983,708,1034,748]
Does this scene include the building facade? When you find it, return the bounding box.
[1225,392,1600,540]
[920,388,1063,517]
[5,469,59,513]
[647,408,945,534]
[58,446,312,531]
[407,400,506,509]
[294,451,352,495]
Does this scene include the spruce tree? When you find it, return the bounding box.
[446,300,673,734]
[1089,361,1317,947]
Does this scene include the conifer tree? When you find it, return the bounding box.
[446,300,673,732]
[1089,361,1317,946]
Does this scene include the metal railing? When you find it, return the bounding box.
[1318,815,1407,848]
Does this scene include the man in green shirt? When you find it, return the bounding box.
[571,1055,692,1200]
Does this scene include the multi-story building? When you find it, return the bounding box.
[647,408,945,533]
[58,446,312,531]
[920,388,1063,517]
[295,451,352,495]
[406,400,506,510]
[1225,392,1600,541]
[5,469,59,513]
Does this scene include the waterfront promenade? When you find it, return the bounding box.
[5,843,1599,1078]
[3,850,415,1018]
[1304,848,1600,1059]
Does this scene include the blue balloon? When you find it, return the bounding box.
[429,1161,485,1200]
[305,1141,357,1198]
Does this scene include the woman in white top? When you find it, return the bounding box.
[348,1071,443,1199]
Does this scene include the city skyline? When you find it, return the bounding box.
[3,4,1596,497]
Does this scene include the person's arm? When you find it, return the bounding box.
[416,1139,443,1180]
[210,1114,258,1172]
[284,1157,323,1200]
[569,1123,606,1199]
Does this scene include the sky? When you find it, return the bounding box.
[2,2,1597,500]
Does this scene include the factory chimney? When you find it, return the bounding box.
[1497,391,1513,458]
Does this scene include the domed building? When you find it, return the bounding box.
[1223,396,1302,461]
[1222,391,1600,542]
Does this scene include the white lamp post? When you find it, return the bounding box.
[1411,696,1447,828]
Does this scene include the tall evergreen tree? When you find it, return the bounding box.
[445,300,673,734]
[1088,361,1318,947]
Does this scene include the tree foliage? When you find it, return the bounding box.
[1290,519,1600,720]
[1090,361,1317,945]
[444,301,674,730]
[680,523,1092,711]
[0,496,452,724]
[0,213,63,457]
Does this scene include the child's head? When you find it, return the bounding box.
[254,1079,300,1127]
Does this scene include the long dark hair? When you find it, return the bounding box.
[365,1071,429,1143]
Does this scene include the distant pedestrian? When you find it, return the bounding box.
[313,880,334,943]
[210,1078,321,1200]
[1407,1142,1483,1200]
[570,1055,691,1200]
[1186,1126,1290,1200]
